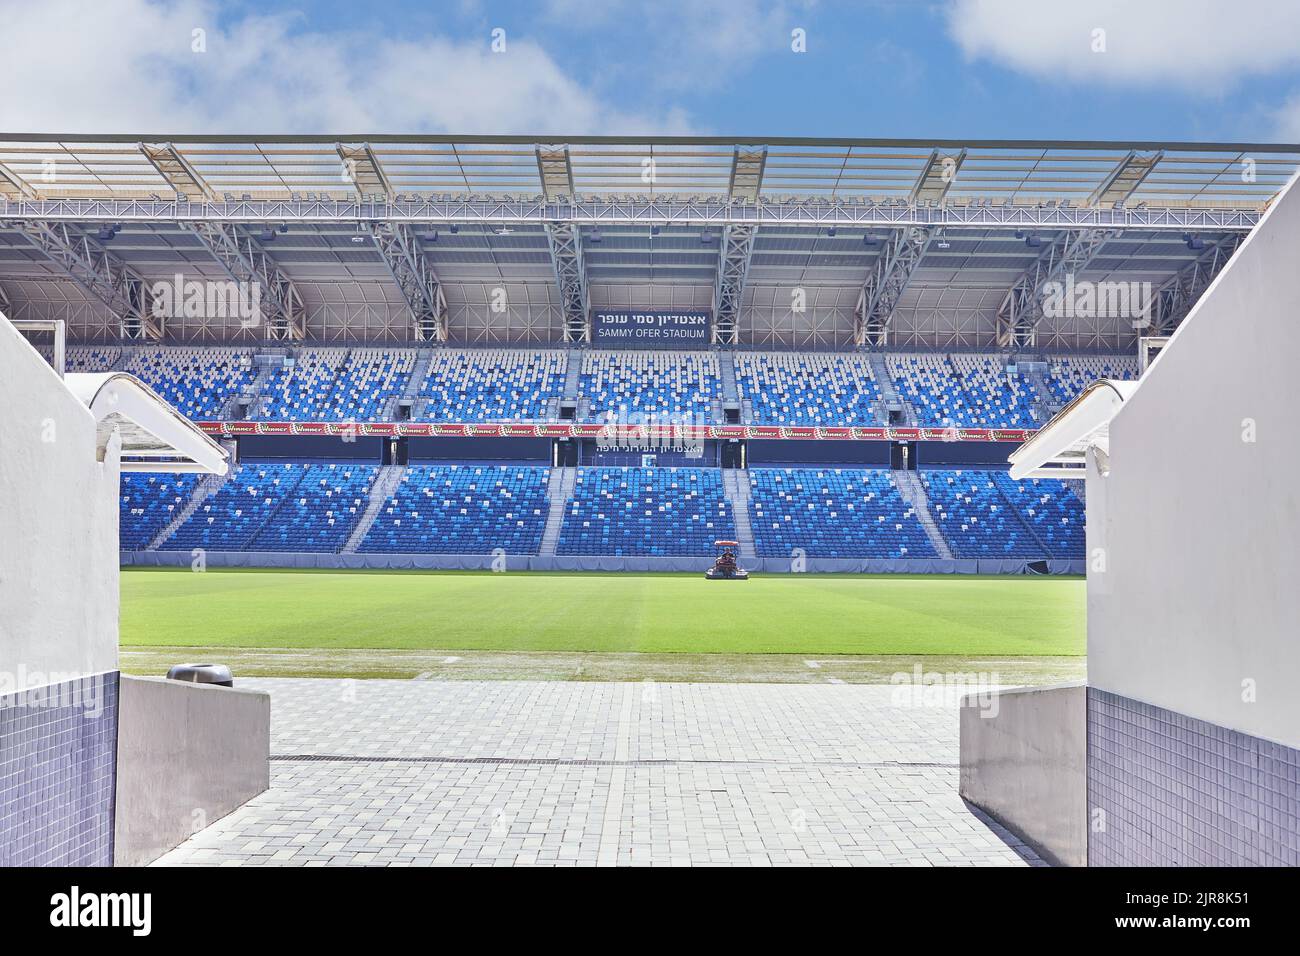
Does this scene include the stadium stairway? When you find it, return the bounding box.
[389,349,436,420]
[233,352,286,419]
[893,469,955,559]
[868,351,909,425]
[214,352,264,419]
[718,351,739,401]
[145,469,230,550]
[562,348,583,401]
[341,464,407,553]
[721,468,757,560]
[538,466,577,556]
[109,347,133,372]
[1020,361,1059,423]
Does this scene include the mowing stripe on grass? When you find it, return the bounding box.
[121,568,1085,656]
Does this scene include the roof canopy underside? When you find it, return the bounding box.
[2,136,1293,348]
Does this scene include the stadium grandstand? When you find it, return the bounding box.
[4,133,1294,572]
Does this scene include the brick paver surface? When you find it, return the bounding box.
[155,679,1043,867]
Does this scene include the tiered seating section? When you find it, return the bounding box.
[920,470,1034,559]
[69,340,1105,563]
[163,463,307,552]
[254,349,413,421]
[579,351,718,422]
[66,346,121,372]
[247,463,378,552]
[888,353,1038,429]
[49,344,1137,430]
[131,462,1083,561]
[254,350,346,420]
[359,465,549,554]
[919,469,1082,559]
[118,472,201,550]
[948,354,1039,428]
[735,353,881,426]
[748,468,934,558]
[556,467,733,556]
[990,472,1085,559]
[124,347,256,420]
[416,350,565,422]
[1044,354,1140,406]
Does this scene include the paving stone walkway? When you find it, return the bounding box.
[155,679,1043,867]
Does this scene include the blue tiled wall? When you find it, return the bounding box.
[0,673,119,866]
[1088,687,1300,866]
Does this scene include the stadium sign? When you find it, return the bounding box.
[199,421,1035,442]
[590,310,710,347]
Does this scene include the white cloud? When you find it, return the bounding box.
[946,0,1300,90]
[0,0,694,133]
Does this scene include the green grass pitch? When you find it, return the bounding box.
[120,568,1085,656]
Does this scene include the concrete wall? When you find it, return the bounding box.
[1088,174,1300,749]
[114,675,270,867]
[123,549,1084,576]
[0,317,119,692]
[959,683,1086,867]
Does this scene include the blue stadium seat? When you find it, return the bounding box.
[124,347,256,420]
[359,464,549,554]
[556,467,733,555]
[253,349,415,421]
[415,350,565,422]
[748,468,935,558]
[579,351,719,422]
[948,353,1039,427]
[735,353,882,426]
[119,472,201,550]
[66,346,122,372]
[1045,354,1140,406]
[920,469,1047,559]
[248,463,379,551]
[888,353,1037,428]
[990,472,1085,558]
[163,463,307,551]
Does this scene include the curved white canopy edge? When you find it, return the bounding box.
[1007,379,1142,480]
[65,372,229,475]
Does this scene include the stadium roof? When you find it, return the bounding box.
[1,135,1296,350]
[2,134,1297,204]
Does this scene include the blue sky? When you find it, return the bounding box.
[3,0,1300,143]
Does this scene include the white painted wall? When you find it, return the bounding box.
[1088,174,1300,748]
[0,316,119,693]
